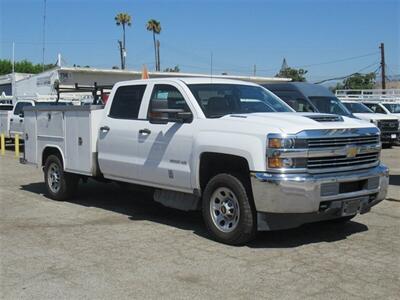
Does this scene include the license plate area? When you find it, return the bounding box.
[341,197,369,216]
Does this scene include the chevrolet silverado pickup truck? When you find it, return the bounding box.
[21,78,389,245]
[341,101,399,146]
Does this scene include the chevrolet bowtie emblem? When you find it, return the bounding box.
[346,146,358,158]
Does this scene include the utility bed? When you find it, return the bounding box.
[23,105,104,176]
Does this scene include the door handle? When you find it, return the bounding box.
[10,118,13,122]
[100,126,110,132]
[139,128,151,135]
[20,119,23,123]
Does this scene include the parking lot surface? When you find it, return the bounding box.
[1,147,399,299]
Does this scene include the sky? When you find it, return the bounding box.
[0,0,399,83]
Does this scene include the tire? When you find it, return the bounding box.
[44,154,78,201]
[202,173,256,245]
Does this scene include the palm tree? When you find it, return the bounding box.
[115,13,132,69]
[146,19,162,71]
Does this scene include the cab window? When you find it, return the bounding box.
[14,102,32,115]
[148,84,191,120]
[109,85,146,119]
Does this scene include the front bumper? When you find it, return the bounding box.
[380,131,399,143]
[250,164,389,230]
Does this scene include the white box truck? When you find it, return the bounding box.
[21,78,389,244]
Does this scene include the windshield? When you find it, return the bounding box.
[281,98,316,112]
[383,103,400,113]
[343,102,374,113]
[188,84,292,118]
[308,96,352,116]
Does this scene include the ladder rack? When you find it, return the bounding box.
[335,89,400,102]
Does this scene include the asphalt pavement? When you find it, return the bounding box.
[1,146,399,299]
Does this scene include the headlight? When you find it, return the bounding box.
[267,156,307,169]
[268,157,293,168]
[268,138,295,149]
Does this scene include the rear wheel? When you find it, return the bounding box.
[44,155,78,200]
[202,173,256,245]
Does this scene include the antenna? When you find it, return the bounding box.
[12,42,15,73]
[42,0,47,71]
[210,51,213,81]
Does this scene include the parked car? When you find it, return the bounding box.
[262,82,354,116]
[21,78,388,245]
[263,83,399,146]
[341,101,399,146]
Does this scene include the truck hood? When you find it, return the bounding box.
[221,112,374,134]
[352,113,398,121]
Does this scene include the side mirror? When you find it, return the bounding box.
[149,108,193,124]
[176,111,193,123]
[19,112,24,118]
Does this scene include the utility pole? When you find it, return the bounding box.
[12,42,16,104]
[253,64,256,76]
[42,0,47,71]
[156,40,161,71]
[380,42,386,90]
[118,40,124,69]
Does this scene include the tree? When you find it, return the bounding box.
[0,59,54,75]
[146,19,162,71]
[115,12,132,70]
[276,67,308,82]
[163,65,180,72]
[338,72,376,90]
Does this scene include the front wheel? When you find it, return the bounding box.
[202,174,256,245]
[44,155,78,201]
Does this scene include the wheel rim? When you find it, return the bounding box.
[209,187,240,233]
[47,162,61,193]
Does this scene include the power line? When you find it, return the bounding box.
[313,62,380,84]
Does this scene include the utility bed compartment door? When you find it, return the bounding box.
[24,110,37,164]
[65,110,92,175]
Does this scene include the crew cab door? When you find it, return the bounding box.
[97,84,148,181]
[136,83,195,192]
[10,101,33,138]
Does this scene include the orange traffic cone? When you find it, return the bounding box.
[142,65,149,79]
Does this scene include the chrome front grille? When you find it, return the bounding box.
[307,135,380,148]
[267,128,382,174]
[378,120,399,132]
[307,152,379,170]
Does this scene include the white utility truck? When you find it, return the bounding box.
[21,78,389,245]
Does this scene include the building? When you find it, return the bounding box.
[11,66,291,104]
[0,73,33,103]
